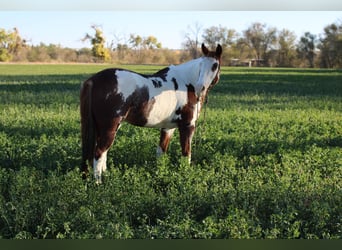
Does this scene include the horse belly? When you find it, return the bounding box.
[145,91,180,128]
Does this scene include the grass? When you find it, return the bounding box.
[0,64,341,239]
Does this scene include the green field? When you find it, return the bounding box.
[0,64,341,239]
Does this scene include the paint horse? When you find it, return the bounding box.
[80,43,222,183]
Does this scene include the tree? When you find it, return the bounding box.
[297,32,317,68]
[183,22,203,59]
[128,34,143,62]
[202,26,239,65]
[243,22,277,66]
[319,21,342,68]
[233,37,253,62]
[0,27,25,62]
[77,48,93,63]
[115,43,129,61]
[202,25,238,49]
[128,34,162,63]
[83,25,111,62]
[143,36,162,50]
[129,34,143,50]
[277,29,297,67]
[110,32,130,61]
[129,34,162,51]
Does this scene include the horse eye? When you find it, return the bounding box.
[212,63,218,71]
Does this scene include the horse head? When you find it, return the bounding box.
[195,43,222,98]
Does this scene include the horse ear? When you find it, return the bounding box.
[201,43,209,56]
[216,44,222,57]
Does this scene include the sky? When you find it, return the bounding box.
[1,11,342,49]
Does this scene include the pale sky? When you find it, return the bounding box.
[1,0,342,11]
[1,5,341,49]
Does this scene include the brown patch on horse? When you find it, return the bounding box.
[124,86,155,126]
[80,68,124,175]
[89,69,125,162]
[179,124,195,157]
[172,84,197,126]
[186,84,198,105]
[91,69,123,121]
[159,129,172,153]
[88,69,155,128]
[175,83,198,156]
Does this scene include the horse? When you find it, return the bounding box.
[80,43,222,183]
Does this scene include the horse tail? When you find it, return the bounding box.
[80,79,95,178]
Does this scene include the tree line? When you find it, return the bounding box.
[1,21,341,68]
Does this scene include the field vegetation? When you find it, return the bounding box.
[0,64,341,239]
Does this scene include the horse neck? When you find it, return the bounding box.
[171,57,202,83]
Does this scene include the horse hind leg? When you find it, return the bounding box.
[94,150,108,184]
[94,117,122,184]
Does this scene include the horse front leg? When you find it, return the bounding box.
[178,124,195,163]
[157,128,175,156]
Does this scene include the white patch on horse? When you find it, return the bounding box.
[156,146,163,156]
[144,74,189,128]
[115,70,145,100]
[144,91,178,128]
[93,150,108,184]
[105,91,115,100]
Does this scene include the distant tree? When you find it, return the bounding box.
[129,34,162,50]
[277,29,297,67]
[115,43,129,61]
[77,48,93,63]
[128,34,162,63]
[0,27,25,61]
[129,34,143,62]
[110,32,130,61]
[319,21,342,68]
[297,32,317,68]
[202,25,238,49]
[129,34,143,50]
[232,37,253,62]
[59,47,78,62]
[183,22,203,59]
[46,44,60,60]
[202,26,239,65]
[83,25,111,62]
[143,36,162,50]
[243,22,277,66]
[26,43,50,62]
